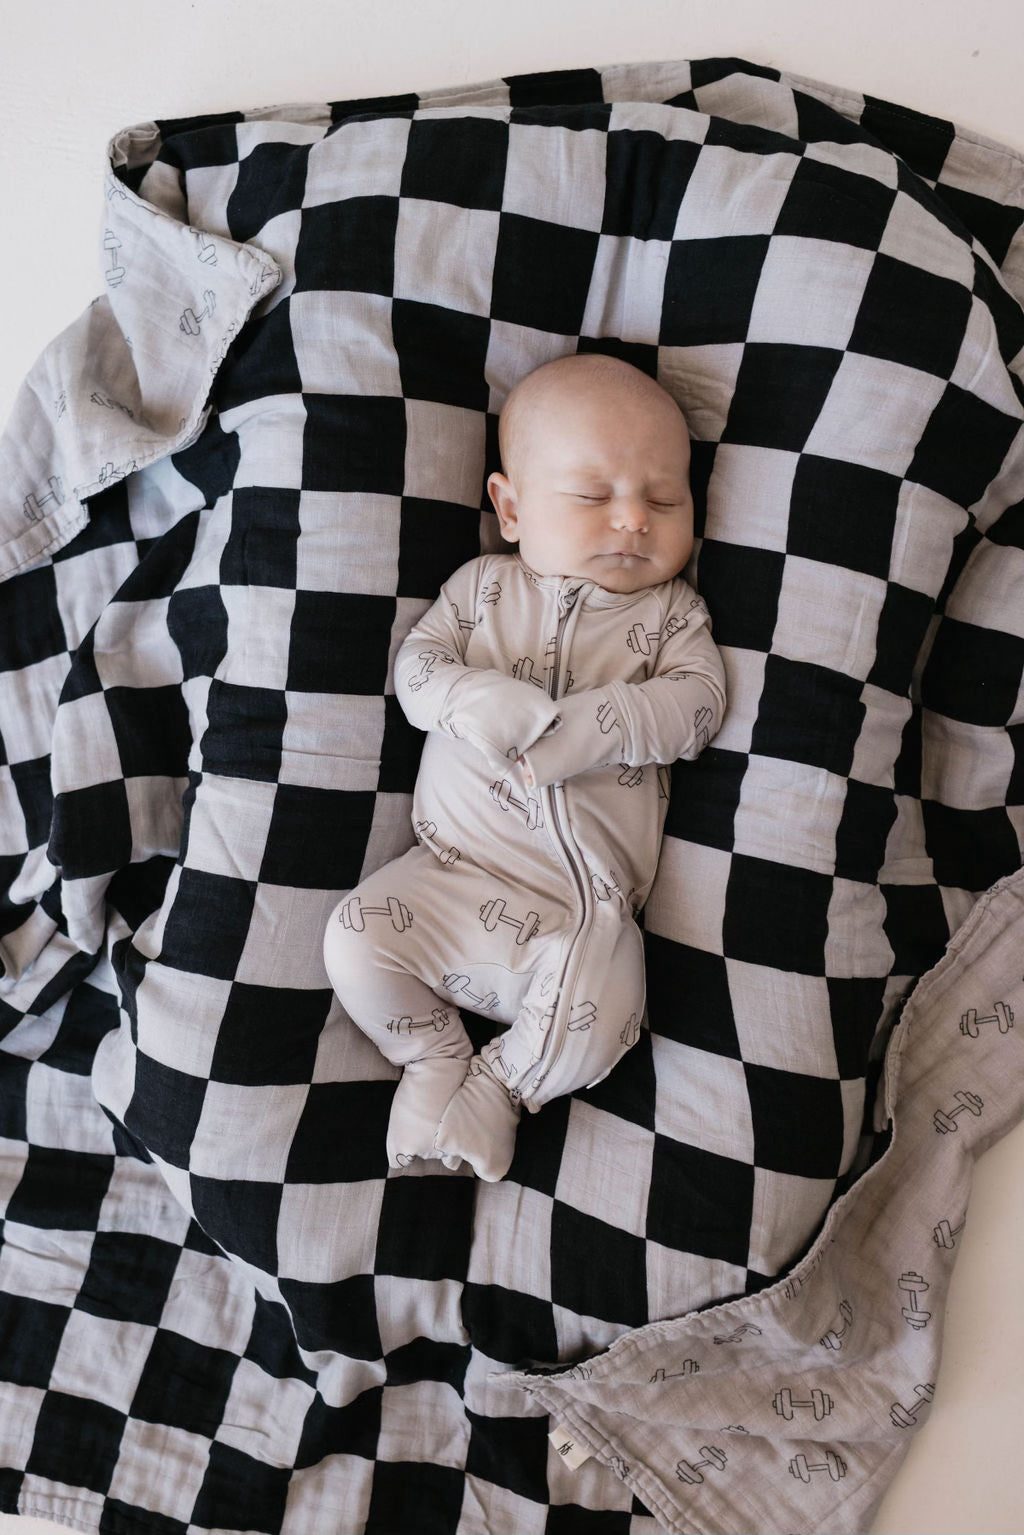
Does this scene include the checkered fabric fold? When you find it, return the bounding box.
[0,57,1021,1535]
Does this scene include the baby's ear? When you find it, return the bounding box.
[487,472,519,541]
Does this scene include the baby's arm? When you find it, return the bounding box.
[394,563,561,772]
[521,587,726,789]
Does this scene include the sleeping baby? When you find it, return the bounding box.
[323,353,726,1180]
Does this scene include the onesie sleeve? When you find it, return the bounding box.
[394,560,561,773]
[521,584,726,789]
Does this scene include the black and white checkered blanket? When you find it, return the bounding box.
[1,56,1022,1535]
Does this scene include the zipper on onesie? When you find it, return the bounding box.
[527,580,599,1102]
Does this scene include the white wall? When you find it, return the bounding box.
[2,3,1024,1532]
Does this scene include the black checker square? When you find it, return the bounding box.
[3,1144,113,1233]
[461,1282,559,1368]
[200,680,286,783]
[296,1383,381,1466]
[881,880,950,979]
[923,801,1021,895]
[220,487,301,589]
[0,564,66,675]
[834,778,898,885]
[397,496,483,601]
[25,1390,126,1495]
[192,1440,292,1534]
[849,254,972,378]
[287,590,395,696]
[384,1335,470,1392]
[301,393,407,495]
[214,301,303,413]
[602,129,701,240]
[860,96,955,183]
[921,615,1024,727]
[101,1503,189,1535]
[744,1063,846,1179]
[465,1408,551,1506]
[50,780,132,881]
[909,382,1021,509]
[226,141,310,244]
[392,300,491,410]
[490,213,600,336]
[867,582,938,698]
[646,1135,754,1268]
[550,1204,648,1328]
[750,654,865,779]
[285,1081,392,1184]
[158,866,258,982]
[75,1231,183,1328]
[293,196,399,296]
[106,684,191,780]
[167,582,229,681]
[723,855,833,976]
[773,155,896,249]
[661,747,746,854]
[827,976,889,1080]
[189,1174,281,1276]
[506,67,604,110]
[694,541,783,654]
[260,783,376,890]
[401,115,509,210]
[364,1459,465,1535]
[0,1292,69,1390]
[375,1172,475,1283]
[132,1327,239,1436]
[661,235,770,347]
[123,1054,208,1171]
[277,1273,382,1360]
[788,455,901,580]
[546,1506,635,1534]
[645,933,741,1058]
[210,982,328,1087]
[722,343,844,452]
[376,691,425,794]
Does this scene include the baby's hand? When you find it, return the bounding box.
[517,755,535,788]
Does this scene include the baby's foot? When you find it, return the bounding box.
[433,1058,522,1182]
[387,1054,471,1171]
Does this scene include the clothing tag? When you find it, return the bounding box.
[549,1423,592,1469]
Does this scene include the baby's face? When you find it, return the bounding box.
[488,376,694,594]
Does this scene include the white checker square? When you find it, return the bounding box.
[552,1304,632,1363]
[772,555,887,681]
[460,1476,548,1535]
[840,1077,867,1172]
[276,1178,384,1284]
[651,1035,755,1163]
[645,1240,749,1325]
[0,775,28,857]
[504,121,608,232]
[237,120,327,157]
[732,755,845,877]
[802,351,947,479]
[645,836,731,953]
[49,692,121,794]
[888,479,969,595]
[659,343,746,445]
[53,541,138,652]
[921,710,1018,809]
[189,1081,308,1184]
[394,198,501,317]
[235,885,341,987]
[706,444,797,551]
[281,1455,374,1535]
[125,776,187,862]
[312,996,398,1084]
[157,1247,257,1355]
[746,235,875,350]
[880,793,929,882]
[485,322,572,409]
[824,878,895,979]
[134,967,232,1077]
[608,97,708,146]
[25,1062,117,1156]
[403,398,489,504]
[951,295,1024,418]
[375,1274,468,1358]
[215,1356,315,1465]
[468,1180,553,1297]
[696,73,801,139]
[97,1155,195,1244]
[0,653,70,763]
[803,138,898,189]
[674,144,796,240]
[181,162,240,239]
[290,289,402,396]
[226,398,309,490]
[848,685,913,787]
[180,775,275,883]
[708,647,764,756]
[377,1377,469,1467]
[581,235,671,346]
[0,1381,45,1471]
[554,1101,654,1238]
[220,585,296,691]
[280,692,385,791]
[947,539,1024,641]
[245,209,302,315]
[303,115,411,205]
[726,960,838,1077]
[877,187,975,286]
[106,1417,213,1522]
[746,1166,839,1276]
[49,1307,154,1410]
[175,496,235,591]
[295,491,401,596]
[94,596,182,690]
[0,1221,94,1303]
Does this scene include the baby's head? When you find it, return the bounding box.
[487,353,694,594]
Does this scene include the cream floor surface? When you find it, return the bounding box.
[2,2,1023,1531]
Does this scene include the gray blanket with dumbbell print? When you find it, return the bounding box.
[505,868,1024,1534]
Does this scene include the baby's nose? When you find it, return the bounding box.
[612,496,648,530]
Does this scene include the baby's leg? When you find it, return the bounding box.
[323,848,473,1169]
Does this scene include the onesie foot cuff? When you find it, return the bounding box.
[387,1054,471,1171]
[433,1059,522,1182]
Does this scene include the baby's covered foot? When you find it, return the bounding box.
[387,1054,471,1171]
[433,1057,522,1182]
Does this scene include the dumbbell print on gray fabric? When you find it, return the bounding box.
[933,1090,984,1133]
[772,1387,834,1422]
[933,1213,967,1249]
[960,1000,1014,1037]
[478,897,541,944]
[408,649,457,693]
[442,973,502,1012]
[103,229,127,287]
[789,1451,846,1484]
[675,1447,727,1485]
[489,778,543,829]
[180,290,217,336]
[23,476,64,523]
[898,1271,932,1330]
[415,821,461,864]
[337,894,414,933]
[820,1299,854,1351]
[889,1383,935,1428]
[386,1009,452,1036]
